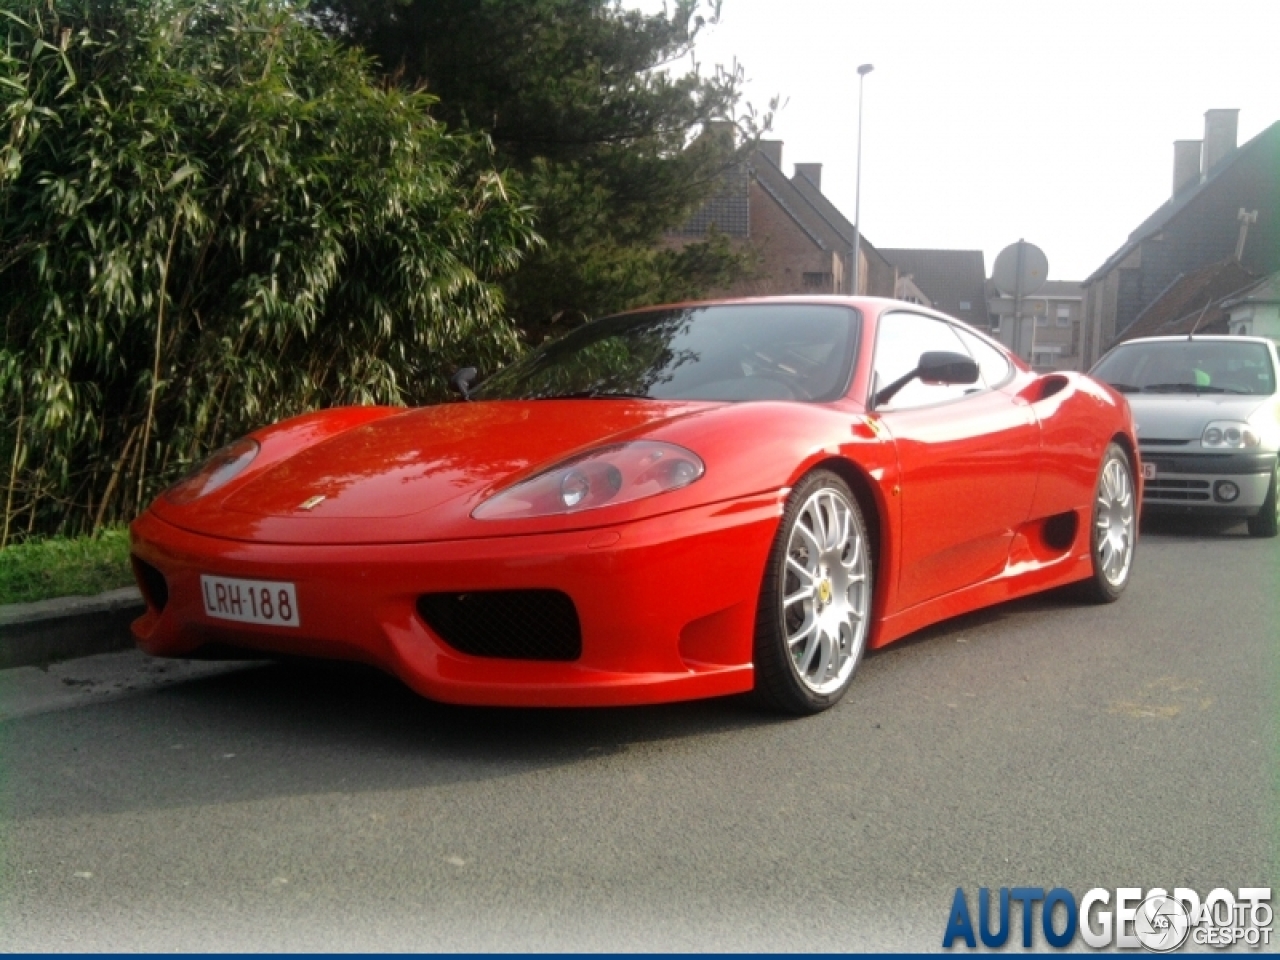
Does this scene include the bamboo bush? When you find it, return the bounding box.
[0,0,540,544]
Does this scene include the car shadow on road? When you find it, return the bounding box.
[0,654,793,821]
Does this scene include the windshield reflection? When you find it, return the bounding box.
[473,304,860,404]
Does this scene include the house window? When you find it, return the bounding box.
[991,317,1001,333]
[802,272,833,291]
[1036,314,1049,326]
[1056,306,1071,327]
[958,301,971,311]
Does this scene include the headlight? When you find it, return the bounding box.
[473,441,705,520]
[1201,421,1260,449]
[164,437,260,504]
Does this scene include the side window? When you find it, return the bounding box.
[953,325,1013,388]
[872,312,975,410]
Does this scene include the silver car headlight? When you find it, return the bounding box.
[1246,409,1280,451]
[1201,421,1261,449]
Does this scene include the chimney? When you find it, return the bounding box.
[1172,140,1201,195]
[1202,109,1239,173]
[757,139,783,168]
[794,163,822,191]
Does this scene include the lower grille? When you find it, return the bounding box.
[417,590,582,661]
[1145,478,1211,502]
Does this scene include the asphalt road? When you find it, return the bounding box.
[1,518,1276,951]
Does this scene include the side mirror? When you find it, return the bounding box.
[917,350,979,385]
[449,367,478,401]
[873,350,980,407]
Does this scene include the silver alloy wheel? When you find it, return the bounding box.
[780,487,870,695]
[1095,455,1135,586]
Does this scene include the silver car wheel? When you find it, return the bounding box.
[781,487,870,696]
[1095,455,1135,587]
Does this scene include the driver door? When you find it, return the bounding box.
[871,311,1040,612]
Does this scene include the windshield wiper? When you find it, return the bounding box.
[1142,382,1229,394]
[1104,382,1141,393]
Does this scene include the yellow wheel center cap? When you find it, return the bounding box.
[817,579,833,605]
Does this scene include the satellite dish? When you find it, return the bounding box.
[993,240,1048,298]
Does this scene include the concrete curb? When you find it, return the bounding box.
[0,586,144,670]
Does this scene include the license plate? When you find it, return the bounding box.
[201,575,300,628]
[1143,462,1157,480]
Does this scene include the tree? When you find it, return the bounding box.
[312,0,765,335]
[0,0,540,541]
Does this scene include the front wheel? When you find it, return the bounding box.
[753,471,873,715]
[1080,443,1136,603]
[1246,464,1278,538]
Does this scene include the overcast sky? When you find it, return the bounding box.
[639,0,1280,282]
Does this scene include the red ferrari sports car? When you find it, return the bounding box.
[130,297,1139,714]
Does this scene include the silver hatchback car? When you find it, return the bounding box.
[1090,335,1280,538]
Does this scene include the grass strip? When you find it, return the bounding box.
[0,529,134,605]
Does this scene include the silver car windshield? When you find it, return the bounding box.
[1092,340,1276,396]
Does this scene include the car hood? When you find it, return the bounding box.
[1126,392,1270,441]
[161,399,721,544]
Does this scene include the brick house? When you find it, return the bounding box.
[669,139,896,298]
[1080,110,1280,367]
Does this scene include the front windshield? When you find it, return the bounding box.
[1091,340,1276,396]
[473,303,860,403]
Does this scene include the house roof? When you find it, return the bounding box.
[1033,280,1084,299]
[787,169,893,274]
[1221,270,1280,308]
[672,142,893,281]
[673,163,750,238]
[879,248,990,323]
[750,153,833,250]
[1114,259,1258,343]
[1085,119,1280,286]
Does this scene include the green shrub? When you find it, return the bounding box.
[0,0,540,542]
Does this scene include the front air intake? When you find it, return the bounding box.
[131,555,169,612]
[416,590,582,661]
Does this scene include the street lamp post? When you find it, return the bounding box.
[851,63,874,296]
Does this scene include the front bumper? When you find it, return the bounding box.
[129,495,783,707]
[1140,450,1276,516]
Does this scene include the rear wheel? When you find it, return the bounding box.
[1247,465,1278,538]
[1081,443,1136,603]
[753,471,873,715]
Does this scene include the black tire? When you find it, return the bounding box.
[1247,465,1279,538]
[1080,443,1137,604]
[753,470,873,715]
